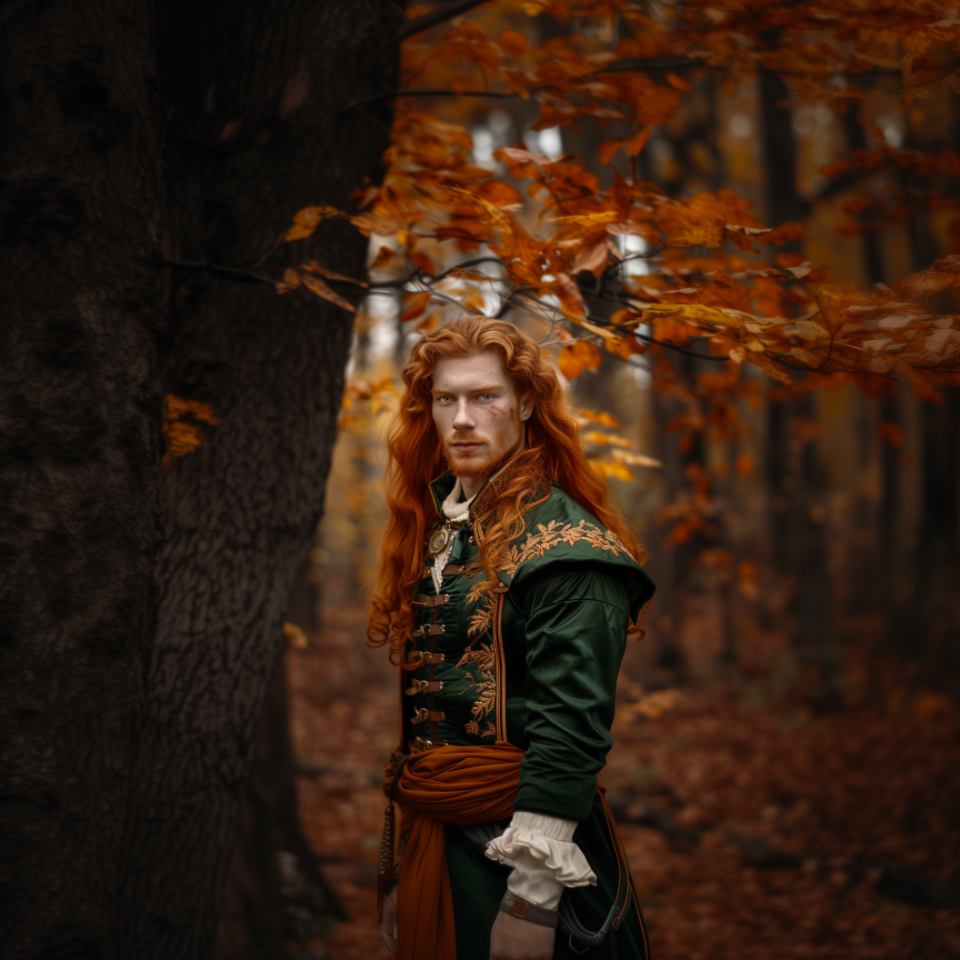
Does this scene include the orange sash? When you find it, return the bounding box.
[382,743,524,960]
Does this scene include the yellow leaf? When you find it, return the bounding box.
[283,622,309,650]
[573,317,622,341]
[284,205,341,242]
[590,459,634,481]
[276,268,302,295]
[611,448,663,468]
[578,409,621,428]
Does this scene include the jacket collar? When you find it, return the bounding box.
[427,455,527,524]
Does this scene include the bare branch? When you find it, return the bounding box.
[397,0,490,42]
[164,259,277,286]
[345,88,513,113]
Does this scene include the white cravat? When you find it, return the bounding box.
[431,479,475,592]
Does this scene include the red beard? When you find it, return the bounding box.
[441,434,520,479]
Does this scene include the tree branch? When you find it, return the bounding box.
[397,0,490,42]
[164,259,277,286]
[345,87,514,112]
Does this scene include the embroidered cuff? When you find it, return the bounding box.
[484,810,597,910]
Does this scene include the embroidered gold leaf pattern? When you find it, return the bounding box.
[457,644,497,727]
[501,520,626,577]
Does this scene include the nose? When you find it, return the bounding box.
[452,400,474,432]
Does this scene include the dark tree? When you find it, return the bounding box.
[115,2,405,958]
[2,0,412,957]
[0,2,166,958]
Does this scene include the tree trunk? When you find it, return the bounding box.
[214,641,346,960]
[759,70,837,700]
[117,3,403,957]
[0,2,166,958]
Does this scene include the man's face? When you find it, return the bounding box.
[431,350,533,482]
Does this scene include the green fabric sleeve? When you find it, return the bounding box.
[512,561,630,822]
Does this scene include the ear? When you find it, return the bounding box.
[518,389,534,422]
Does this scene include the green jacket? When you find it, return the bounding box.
[402,469,655,959]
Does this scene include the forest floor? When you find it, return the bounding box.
[288,594,960,960]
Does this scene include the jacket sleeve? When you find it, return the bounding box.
[511,560,631,822]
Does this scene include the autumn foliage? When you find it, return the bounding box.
[282,0,960,405]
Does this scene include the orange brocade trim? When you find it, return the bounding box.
[382,743,524,960]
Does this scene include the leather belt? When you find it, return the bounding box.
[412,593,451,608]
[412,623,445,637]
[405,679,444,695]
[411,708,445,724]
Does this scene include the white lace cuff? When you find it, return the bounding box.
[484,811,597,910]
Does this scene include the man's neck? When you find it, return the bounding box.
[459,473,491,500]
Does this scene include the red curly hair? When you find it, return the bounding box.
[367,317,646,658]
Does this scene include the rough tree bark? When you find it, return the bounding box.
[0,2,166,958]
[214,642,347,960]
[116,3,404,957]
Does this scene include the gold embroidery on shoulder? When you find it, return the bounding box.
[501,519,627,577]
[458,519,628,737]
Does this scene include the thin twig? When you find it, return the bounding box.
[397,0,490,42]
[164,259,276,286]
[345,88,514,112]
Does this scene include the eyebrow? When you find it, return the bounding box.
[430,384,504,394]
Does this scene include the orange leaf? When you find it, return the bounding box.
[402,290,432,324]
[299,272,361,314]
[626,127,651,158]
[613,334,645,360]
[735,454,755,476]
[879,422,905,447]
[820,159,855,178]
[598,138,624,165]
[666,73,692,92]
[474,180,524,209]
[276,268,301,295]
[497,29,527,58]
[302,261,368,287]
[558,341,602,379]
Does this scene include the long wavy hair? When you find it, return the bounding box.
[366,317,646,658]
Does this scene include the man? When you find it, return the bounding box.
[369,317,655,960]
